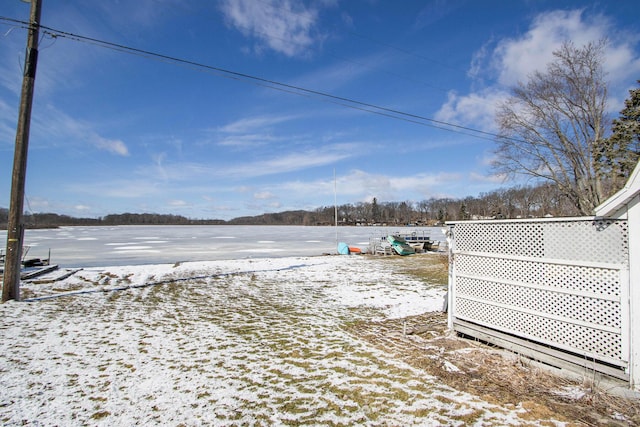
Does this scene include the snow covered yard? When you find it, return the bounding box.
[2,255,570,426]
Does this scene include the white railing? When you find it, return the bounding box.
[447,217,630,381]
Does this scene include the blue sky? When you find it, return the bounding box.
[1,1,639,220]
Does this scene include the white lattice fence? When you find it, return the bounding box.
[448,218,630,379]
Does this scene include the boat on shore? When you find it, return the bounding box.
[387,235,415,256]
[337,242,363,255]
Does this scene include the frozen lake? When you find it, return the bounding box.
[1,225,445,268]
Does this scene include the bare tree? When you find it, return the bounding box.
[494,40,611,215]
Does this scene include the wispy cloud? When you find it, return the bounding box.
[66,178,163,199]
[91,135,129,156]
[221,143,357,178]
[217,134,278,148]
[413,0,464,31]
[0,30,25,97]
[274,169,462,203]
[215,114,300,148]
[290,50,397,94]
[0,99,17,147]
[91,0,189,32]
[34,105,129,156]
[134,142,359,185]
[254,191,276,200]
[219,0,325,57]
[219,114,300,133]
[168,199,189,208]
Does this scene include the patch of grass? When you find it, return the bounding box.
[90,410,111,420]
[388,253,449,285]
[121,362,135,372]
[450,408,484,424]
[433,394,456,405]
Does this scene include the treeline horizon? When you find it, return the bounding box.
[1,182,584,229]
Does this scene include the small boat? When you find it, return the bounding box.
[407,242,425,252]
[338,242,363,255]
[387,235,415,256]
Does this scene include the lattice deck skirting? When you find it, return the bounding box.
[448,218,630,378]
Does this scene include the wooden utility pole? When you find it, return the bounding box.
[2,0,43,302]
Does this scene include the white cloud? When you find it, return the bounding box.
[436,8,640,131]
[436,89,507,132]
[291,50,392,93]
[254,191,276,200]
[275,169,464,203]
[490,10,604,86]
[91,135,129,156]
[131,142,359,189]
[0,31,24,97]
[219,0,323,57]
[31,105,129,156]
[468,171,506,184]
[169,200,189,207]
[219,114,299,133]
[67,178,163,199]
[0,99,17,145]
[224,144,355,178]
[214,114,304,148]
[217,134,276,148]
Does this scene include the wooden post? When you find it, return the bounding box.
[2,0,42,302]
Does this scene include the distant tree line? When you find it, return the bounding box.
[306,182,581,227]
[0,181,587,230]
[0,209,225,229]
[100,213,225,226]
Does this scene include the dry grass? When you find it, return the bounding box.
[349,253,640,426]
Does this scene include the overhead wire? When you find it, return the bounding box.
[0,15,515,143]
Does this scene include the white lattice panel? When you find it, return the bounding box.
[456,276,622,328]
[455,298,623,362]
[454,222,544,257]
[450,218,629,368]
[454,219,628,264]
[455,254,622,296]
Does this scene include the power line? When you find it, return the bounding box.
[0,15,512,143]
